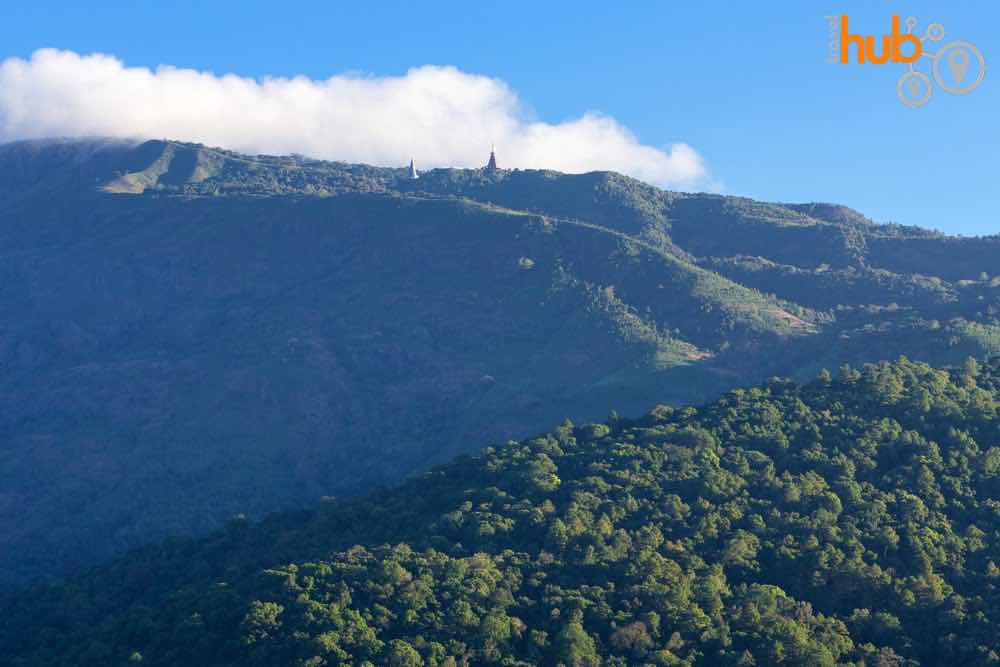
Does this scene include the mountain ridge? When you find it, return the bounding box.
[1,137,998,590]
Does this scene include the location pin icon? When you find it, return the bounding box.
[907,78,921,96]
[948,49,970,85]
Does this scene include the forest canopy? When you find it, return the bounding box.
[5,357,1000,665]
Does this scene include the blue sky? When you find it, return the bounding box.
[2,1,997,235]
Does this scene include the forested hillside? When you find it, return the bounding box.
[1,138,999,588]
[5,358,1000,666]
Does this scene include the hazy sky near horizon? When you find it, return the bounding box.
[1,1,997,235]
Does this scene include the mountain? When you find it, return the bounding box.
[4,357,1000,666]
[1,138,999,589]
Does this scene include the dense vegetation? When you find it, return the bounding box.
[5,358,1000,665]
[2,138,1000,589]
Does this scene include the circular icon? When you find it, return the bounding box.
[897,70,932,107]
[905,16,919,33]
[933,41,986,94]
[924,23,945,41]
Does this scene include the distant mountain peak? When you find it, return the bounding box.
[0,135,998,591]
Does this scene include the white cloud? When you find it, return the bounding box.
[0,49,710,189]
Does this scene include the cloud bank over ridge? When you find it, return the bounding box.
[0,49,709,189]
